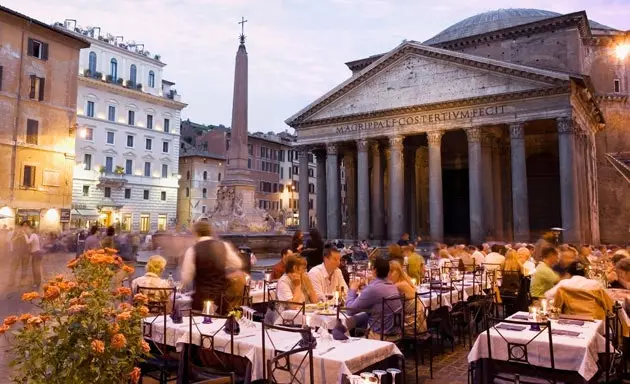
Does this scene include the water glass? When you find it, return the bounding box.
[386,368,401,383]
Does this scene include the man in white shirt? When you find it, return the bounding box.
[517,247,536,276]
[469,246,486,267]
[24,223,42,288]
[484,251,505,270]
[308,247,348,301]
[545,262,602,300]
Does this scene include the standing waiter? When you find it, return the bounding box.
[181,221,244,314]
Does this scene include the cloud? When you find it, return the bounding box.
[2,0,627,133]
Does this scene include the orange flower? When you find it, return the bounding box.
[133,293,148,304]
[137,306,149,317]
[0,325,9,334]
[26,316,43,326]
[116,311,131,321]
[43,285,61,300]
[54,274,65,282]
[67,258,79,269]
[39,315,51,323]
[18,314,33,323]
[122,265,135,274]
[96,249,106,254]
[111,333,127,350]
[68,298,80,306]
[21,292,40,302]
[68,304,87,314]
[91,339,105,354]
[109,322,120,334]
[67,281,77,289]
[129,367,141,384]
[79,291,92,299]
[57,282,70,292]
[104,247,118,254]
[3,316,18,327]
[115,287,132,297]
[140,340,150,353]
[119,302,133,312]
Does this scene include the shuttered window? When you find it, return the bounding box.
[26,119,39,145]
[27,38,48,60]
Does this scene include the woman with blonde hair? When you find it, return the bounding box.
[131,255,172,311]
[388,261,427,334]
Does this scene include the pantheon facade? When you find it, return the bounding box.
[287,9,630,245]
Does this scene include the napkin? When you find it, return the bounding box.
[495,324,527,331]
[264,307,278,325]
[559,314,593,322]
[511,314,529,321]
[332,320,349,340]
[557,319,585,326]
[552,329,581,337]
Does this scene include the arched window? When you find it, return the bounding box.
[218,173,221,182]
[186,170,190,180]
[203,171,207,180]
[110,58,118,80]
[202,188,207,198]
[185,187,190,197]
[130,64,137,85]
[88,52,97,75]
[148,71,155,88]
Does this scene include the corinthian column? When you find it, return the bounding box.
[427,131,444,242]
[481,133,495,238]
[370,142,384,241]
[357,140,370,241]
[315,149,327,236]
[298,147,310,233]
[557,117,581,244]
[388,136,404,241]
[510,122,530,242]
[344,151,356,239]
[326,144,340,240]
[467,127,484,244]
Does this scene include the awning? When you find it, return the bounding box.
[16,209,41,216]
[72,209,100,218]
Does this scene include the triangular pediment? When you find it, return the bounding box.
[287,41,570,126]
[102,148,118,155]
[81,145,97,152]
[142,154,155,161]
[160,157,171,163]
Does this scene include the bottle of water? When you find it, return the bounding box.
[167,272,175,287]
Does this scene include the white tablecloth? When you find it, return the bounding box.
[468,311,609,380]
[145,316,402,383]
[174,288,266,311]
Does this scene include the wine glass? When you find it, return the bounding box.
[372,370,386,384]
[360,372,375,382]
[347,375,362,384]
[386,368,401,383]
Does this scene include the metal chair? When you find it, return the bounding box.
[402,295,433,381]
[267,300,306,326]
[261,322,315,383]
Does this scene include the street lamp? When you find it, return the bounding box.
[615,43,629,60]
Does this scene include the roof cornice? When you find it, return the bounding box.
[429,11,592,50]
[286,42,571,126]
[79,76,187,110]
[292,85,570,129]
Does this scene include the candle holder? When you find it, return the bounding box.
[202,300,214,324]
[203,316,213,324]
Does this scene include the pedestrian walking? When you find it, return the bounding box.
[24,224,43,288]
[9,222,30,288]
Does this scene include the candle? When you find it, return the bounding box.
[265,273,271,282]
[411,278,417,286]
[532,307,538,322]
[541,299,547,314]
[305,314,312,328]
[203,300,213,315]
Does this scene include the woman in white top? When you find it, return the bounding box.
[277,256,318,305]
[24,223,42,287]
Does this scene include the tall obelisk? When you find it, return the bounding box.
[209,17,268,232]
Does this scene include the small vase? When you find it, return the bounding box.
[224,318,240,335]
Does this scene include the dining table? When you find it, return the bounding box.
[468,311,611,383]
[145,315,403,383]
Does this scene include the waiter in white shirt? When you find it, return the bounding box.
[181,221,243,314]
[307,246,348,301]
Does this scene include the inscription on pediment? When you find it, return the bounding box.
[309,54,551,121]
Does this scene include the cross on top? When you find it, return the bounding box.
[238,16,248,43]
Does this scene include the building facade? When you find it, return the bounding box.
[288,9,630,245]
[62,23,187,232]
[0,6,89,232]
[177,141,225,226]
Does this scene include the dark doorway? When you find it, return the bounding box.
[443,168,470,242]
[527,152,562,237]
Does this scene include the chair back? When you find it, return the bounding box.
[407,294,428,337]
[261,322,314,383]
[485,316,557,382]
[267,300,306,326]
[374,295,404,341]
[264,280,277,302]
[499,270,522,297]
[138,285,177,358]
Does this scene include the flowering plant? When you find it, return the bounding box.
[3,248,149,384]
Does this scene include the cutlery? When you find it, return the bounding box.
[235,334,256,339]
[319,346,336,355]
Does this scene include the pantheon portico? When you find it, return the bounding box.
[286,41,604,245]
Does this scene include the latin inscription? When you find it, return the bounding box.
[334,105,506,135]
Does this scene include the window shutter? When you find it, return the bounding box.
[29,75,36,99]
[0,66,3,91]
[27,38,34,56]
[41,43,49,60]
[38,77,45,101]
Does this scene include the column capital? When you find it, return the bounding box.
[427,130,443,146]
[481,133,495,147]
[357,139,369,152]
[466,127,482,143]
[557,117,575,135]
[326,143,338,155]
[509,122,525,140]
[370,141,380,156]
[389,135,404,151]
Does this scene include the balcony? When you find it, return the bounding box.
[81,69,143,92]
[97,171,128,189]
